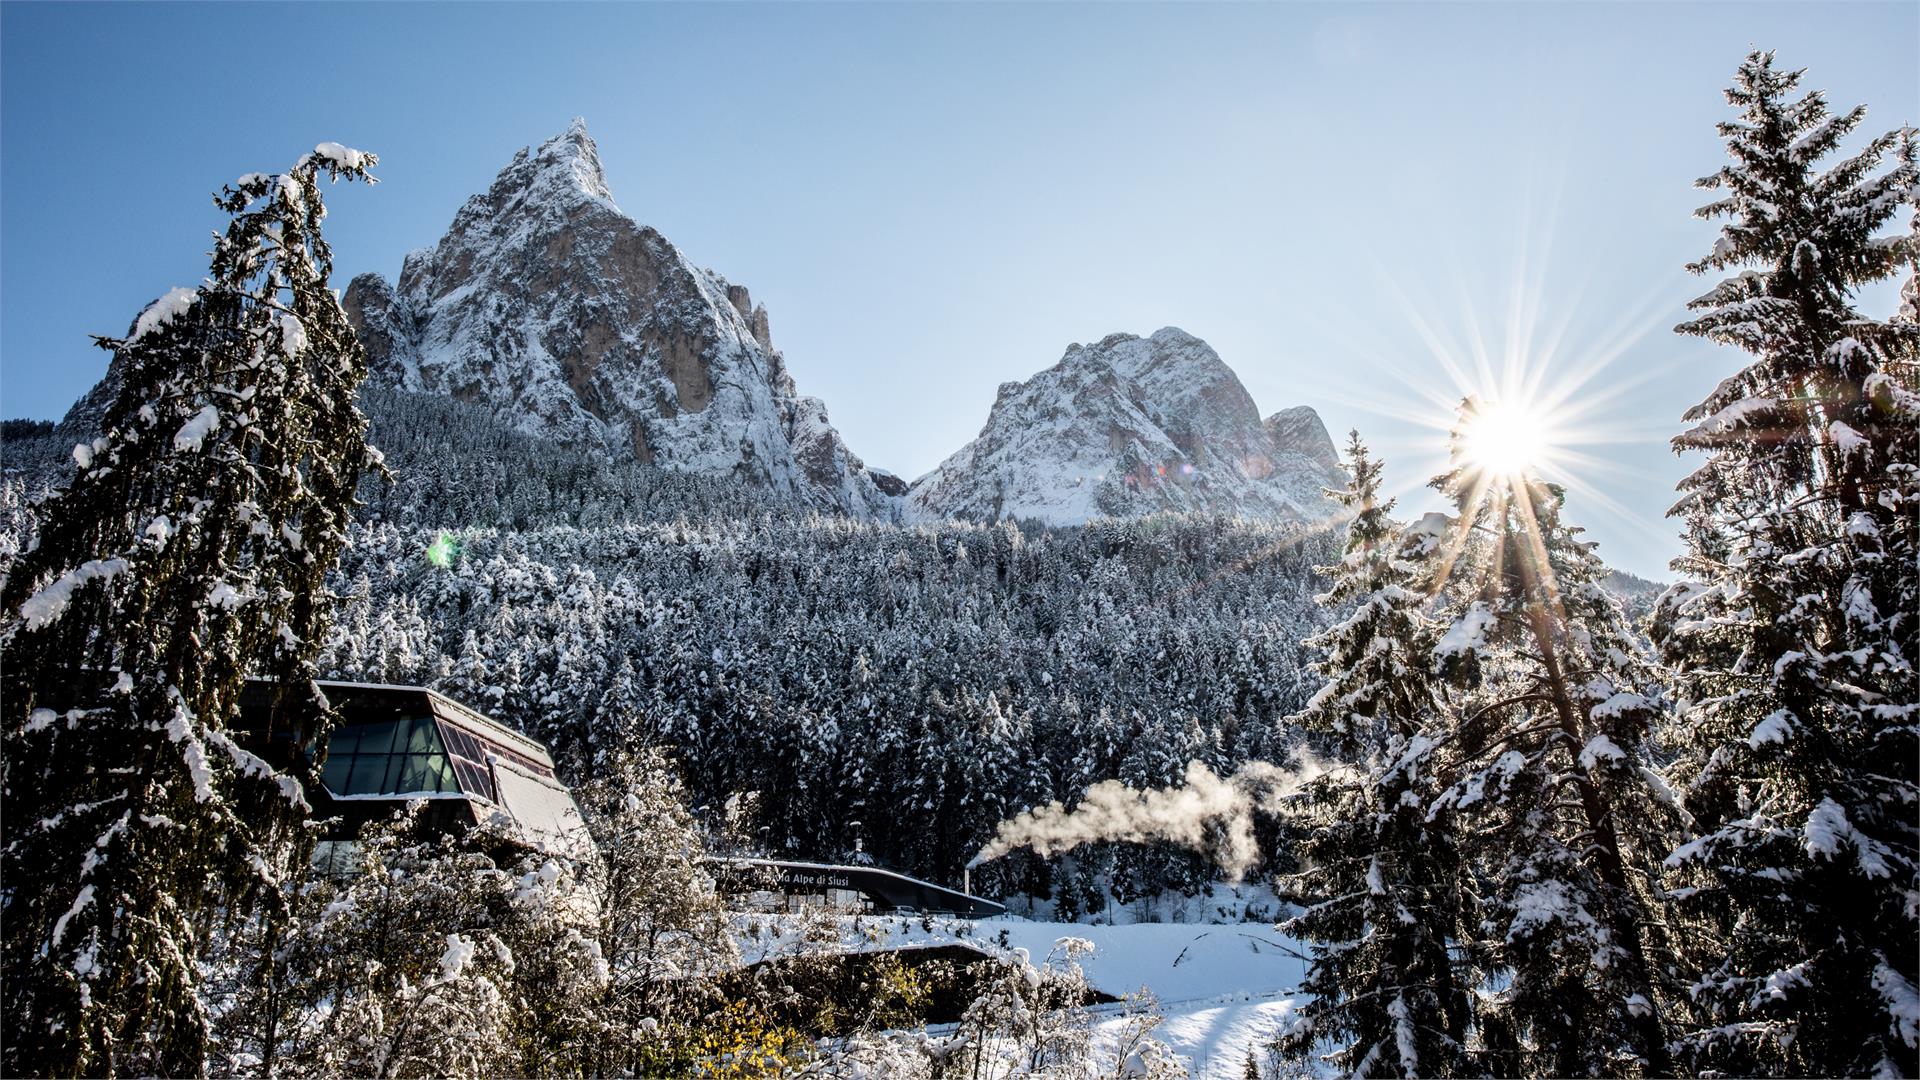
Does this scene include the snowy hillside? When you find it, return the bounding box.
[909,328,1344,525]
[741,911,1307,1079]
[342,120,895,519]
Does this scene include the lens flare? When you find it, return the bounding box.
[425,531,460,569]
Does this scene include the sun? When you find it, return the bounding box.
[1461,399,1549,479]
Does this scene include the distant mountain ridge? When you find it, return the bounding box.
[37,121,1346,529]
[908,328,1343,525]
[340,121,1346,528]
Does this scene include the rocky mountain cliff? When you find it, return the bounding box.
[907,328,1344,525]
[342,120,894,519]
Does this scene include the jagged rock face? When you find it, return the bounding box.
[866,469,909,498]
[55,364,120,444]
[340,275,411,390]
[908,328,1343,524]
[1264,405,1343,482]
[343,120,893,518]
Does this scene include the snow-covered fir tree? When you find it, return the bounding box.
[1278,433,1481,1078]
[1652,50,1920,1077]
[0,144,377,1077]
[1427,398,1688,1077]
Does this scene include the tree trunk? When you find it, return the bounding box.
[1520,574,1675,1078]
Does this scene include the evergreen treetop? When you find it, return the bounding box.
[1280,432,1480,1077]
[1657,50,1919,1078]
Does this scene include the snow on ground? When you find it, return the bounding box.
[1104,994,1298,1079]
[998,919,1306,1004]
[736,896,1309,1079]
[1002,918,1306,1079]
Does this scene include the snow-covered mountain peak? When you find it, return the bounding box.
[342,122,895,518]
[1264,405,1341,477]
[1072,328,1263,454]
[908,329,1343,525]
[541,117,616,205]
[507,118,614,206]
[438,119,619,250]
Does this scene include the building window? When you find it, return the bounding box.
[436,722,501,802]
[320,715,459,796]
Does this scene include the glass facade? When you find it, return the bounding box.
[320,715,459,796]
[311,686,560,806]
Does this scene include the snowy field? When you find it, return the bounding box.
[737,896,1310,1079]
[1012,919,1306,1079]
[982,916,1307,1079]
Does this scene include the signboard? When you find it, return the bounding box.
[778,869,853,890]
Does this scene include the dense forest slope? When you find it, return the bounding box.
[343,392,1335,900]
[2,387,1337,903]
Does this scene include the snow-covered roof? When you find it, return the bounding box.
[487,756,594,859]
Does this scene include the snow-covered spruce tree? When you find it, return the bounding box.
[1652,51,1920,1077]
[1427,399,1688,1077]
[0,144,377,1076]
[1277,433,1481,1078]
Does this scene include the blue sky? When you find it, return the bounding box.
[3,2,1914,577]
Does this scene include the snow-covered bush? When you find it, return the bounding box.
[935,939,1178,1080]
[205,808,603,1078]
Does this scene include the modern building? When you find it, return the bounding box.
[239,679,593,861]
[227,679,1020,919]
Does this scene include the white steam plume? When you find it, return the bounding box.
[968,756,1338,881]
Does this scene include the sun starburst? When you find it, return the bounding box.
[1460,398,1551,480]
[1288,202,1685,578]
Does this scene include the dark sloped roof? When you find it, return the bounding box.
[315,680,556,770]
[713,857,1007,918]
